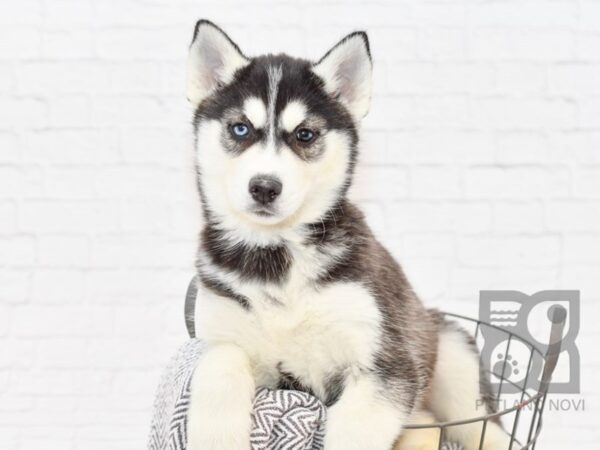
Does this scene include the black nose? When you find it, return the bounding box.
[249,175,282,205]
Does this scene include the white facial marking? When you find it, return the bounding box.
[280,100,307,132]
[194,52,356,241]
[196,113,353,242]
[243,97,267,129]
[267,65,283,141]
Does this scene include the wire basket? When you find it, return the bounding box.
[403,311,566,450]
[184,277,566,450]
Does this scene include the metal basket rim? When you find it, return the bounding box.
[403,311,548,430]
[444,312,545,357]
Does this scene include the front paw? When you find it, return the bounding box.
[323,430,355,450]
[186,344,255,450]
[186,405,251,450]
[186,382,252,450]
[393,428,441,450]
[323,411,369,450]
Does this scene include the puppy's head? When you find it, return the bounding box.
[188,20,372,238]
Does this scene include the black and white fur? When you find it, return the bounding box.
[186,20,509,450]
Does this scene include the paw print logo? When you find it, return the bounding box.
[480,290,579,394]
[493,353,520,381]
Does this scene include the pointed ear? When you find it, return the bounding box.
[187,20,249,105]
[312,32,373,120]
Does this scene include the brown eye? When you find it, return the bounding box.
[296,128,315,143]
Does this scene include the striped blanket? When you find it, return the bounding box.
[148,339,461,450]
[148,339,326,450]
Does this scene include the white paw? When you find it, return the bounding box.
[323,431,357,450]
[323,406,394,450]
[186,344,255,450]
[394,410,441,450]
[393,428,442,450]
[186,400,251,450]
[324,376,406,450]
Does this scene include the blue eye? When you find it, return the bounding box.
[231,123,250,138]
[296,128,315,143]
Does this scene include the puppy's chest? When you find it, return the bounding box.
[237,280,382,400]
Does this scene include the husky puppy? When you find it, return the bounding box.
[186,20,508,450]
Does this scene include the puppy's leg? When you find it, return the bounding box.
[429,324,510,450]
[393,410,441,450]
[324,374,406,450]
[187,343,254,450]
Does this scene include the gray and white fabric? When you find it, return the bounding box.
[148,339,325,450]
[149,339,206,450]
[148,339,461,450]
[251,388,326,449]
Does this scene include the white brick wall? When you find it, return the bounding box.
[1,0,599,448]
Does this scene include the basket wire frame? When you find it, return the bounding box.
[402,311,566,450]
[184,276,566,450]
